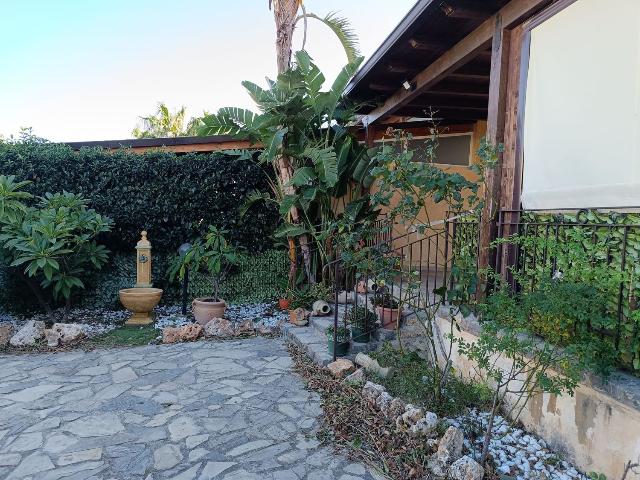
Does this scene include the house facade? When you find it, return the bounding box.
[346,0,640,477]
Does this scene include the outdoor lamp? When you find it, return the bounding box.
[178,243,192,315]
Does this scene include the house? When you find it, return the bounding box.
[346,0,640,477]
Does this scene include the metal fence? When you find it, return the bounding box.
[327,214,480,361]
[495,208,640,360]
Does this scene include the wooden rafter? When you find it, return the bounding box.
[363,0,550,126]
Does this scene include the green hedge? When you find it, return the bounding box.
[0,141,279,253]
[0,140,286,313]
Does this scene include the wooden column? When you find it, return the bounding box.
[478,14,512,276]
[497,25,526,279]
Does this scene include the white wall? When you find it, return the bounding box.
[522,0,640,209]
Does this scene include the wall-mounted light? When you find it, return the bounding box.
[440,2,455,16]
[402,80,412,90]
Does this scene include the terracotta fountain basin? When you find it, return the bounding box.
[119,287,163,326]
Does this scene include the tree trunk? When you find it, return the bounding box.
[272,0,316,283]
[272,0,299,73]
[16,269,52,315]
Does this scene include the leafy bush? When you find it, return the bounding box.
[0,139,279,254]
[344,305,377,331]
[500,227,639,373]
[371,344,493,417]
[288,282,332,310]
[169,226,241,302]
[0,176,112,312]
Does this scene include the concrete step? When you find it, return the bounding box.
[283,302,406,367]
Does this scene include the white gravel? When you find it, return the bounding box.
[451,409,588,480]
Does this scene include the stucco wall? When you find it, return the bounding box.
[429,311,640,479]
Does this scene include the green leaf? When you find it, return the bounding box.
[290,167,315,187]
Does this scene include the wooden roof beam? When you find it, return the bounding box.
[439,1,495,20]
[408,37,447,51]
[364,0,549,126]
[369,83,398,92]
[386,63,414,74]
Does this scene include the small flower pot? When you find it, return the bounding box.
[192,297,226,325]
[327,338,350,357]
[351,326,372,343]
[376,306,400,330]
[278,298,291,311]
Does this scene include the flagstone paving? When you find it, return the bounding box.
[0,338,378,480]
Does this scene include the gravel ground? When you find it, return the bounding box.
[452,410,588,480]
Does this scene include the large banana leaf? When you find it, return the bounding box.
[291,167,315,186]
[306,146,338,187]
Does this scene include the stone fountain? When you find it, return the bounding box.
[119,231,163,326]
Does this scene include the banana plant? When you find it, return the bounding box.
[199,51,376,280]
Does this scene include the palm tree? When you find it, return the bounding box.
[132,103,200,138]
[267,0,360,282]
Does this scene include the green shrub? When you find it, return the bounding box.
[371,344,493,417]
[0,140,279,254]
[180,249,289,305]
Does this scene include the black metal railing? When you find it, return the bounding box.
[327,214,480,361]
[495,208,640,369]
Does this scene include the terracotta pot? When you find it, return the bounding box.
[278,298,291,311]
[376,306,400,330]
[192,297,226,325]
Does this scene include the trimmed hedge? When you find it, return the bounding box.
[0,141,279,253]
[0,141,285,313]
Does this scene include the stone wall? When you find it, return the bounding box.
[430,310,640,479]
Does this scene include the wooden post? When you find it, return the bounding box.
[478,15,511,279]
[498,25,526,279]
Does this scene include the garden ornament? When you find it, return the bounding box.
[119,231,163,326]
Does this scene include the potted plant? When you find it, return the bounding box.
[169,226,240,325]
[373,291,400,330]
[345,305,377,343]
[326,325,350,357]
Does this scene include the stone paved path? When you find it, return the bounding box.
[0,338,378,480]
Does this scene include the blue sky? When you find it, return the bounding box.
[0,1,415,141]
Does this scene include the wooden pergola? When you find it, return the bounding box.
[347,0,566,270]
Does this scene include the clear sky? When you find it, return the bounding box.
[0,0,415,142]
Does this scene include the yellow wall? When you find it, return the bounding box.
[370,121,486,262]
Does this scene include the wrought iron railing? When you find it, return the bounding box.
[327,214,480,361]
[495,208,640,371]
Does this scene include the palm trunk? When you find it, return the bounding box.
[272,0,315,284]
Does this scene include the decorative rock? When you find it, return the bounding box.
[10,320,45,347]
[375,391,393,414]
[388,397,406,418]
[448,455,484,480]
[343,368,365,384]
[163,324,202,343]
[290,308,311,326]
[354,353,393,379]
[44,323,85,347]
[396,404,424,431]
[327,358,355,378]
[257,324,274,335]
[235,320,255,335]
[437,426,464,464]
[0,324,14,346]
[362,382,386,404]
[409,411,438,436]
[203,318,234,337]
